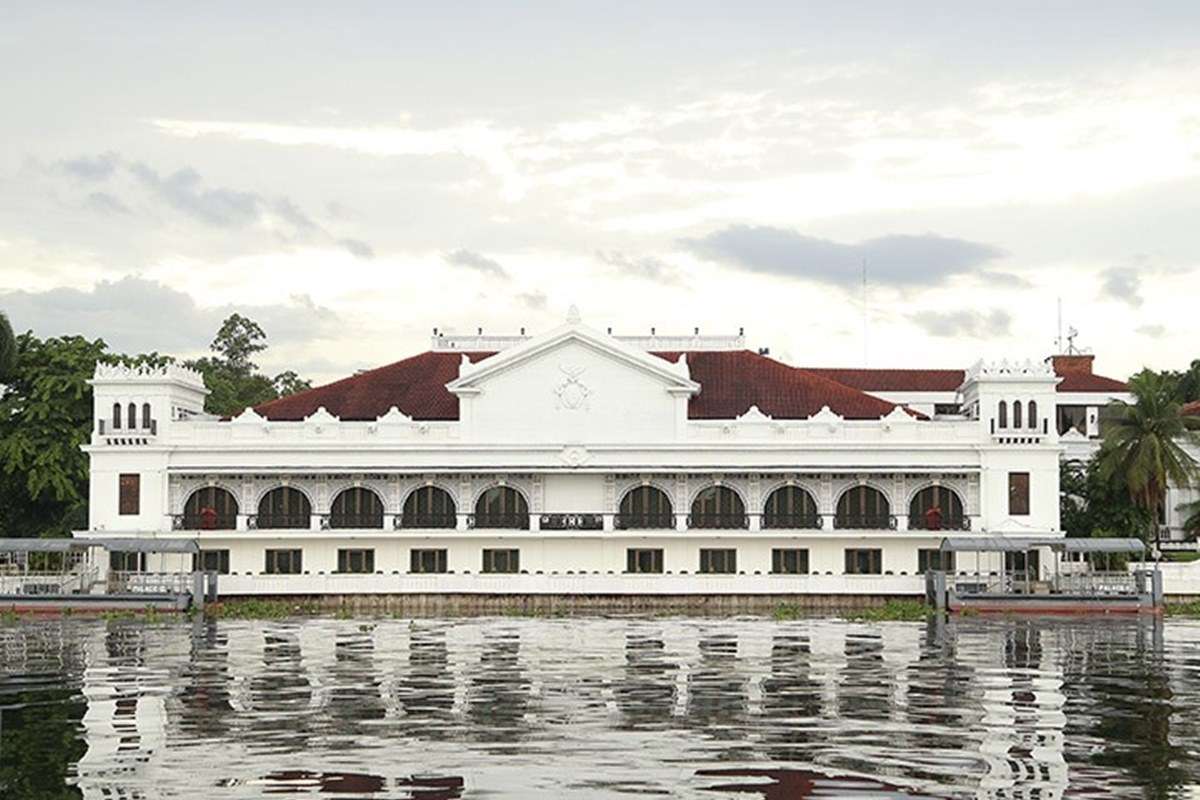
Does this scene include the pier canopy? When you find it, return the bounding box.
[939,536,1146,554]
[0,538,89,553]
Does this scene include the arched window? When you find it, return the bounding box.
[835,486,892,529]
[616,486,674,529]
[1027,400,1038,429]
[183,487,238,530]
[690,486,747,529]
[142,402,152,430]
[127,402,137,430]
[762,485,820,529]
[998,400,1008,429]
[402,486,457,529]
[257,487,312,529]
[473,486,529,529]
[112,402,122,430]
[1013,400,1023,429]
[908,485,966,531]
[329,487,384,529]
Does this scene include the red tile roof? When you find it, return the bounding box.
[651,351,901,419]
[805,368,965,393]
[1053,371,1128,393]
[253,349,903,421]
[254,351,496,421]
[1184,400,1200,417]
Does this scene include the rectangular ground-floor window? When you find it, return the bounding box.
[917,549,955,573]
[109,551,146,572]
[265,549,303,575]
[626,548,664,574]
[337,548,375,574]
[1004,550,1040,575]
[699,548,737,574]
[844,548,883,575]
[482,548,520,574]
[411,548,448,574]
[194,549,230,574]
[771,548,810,575]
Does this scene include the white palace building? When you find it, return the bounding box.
[76,310,1139,598]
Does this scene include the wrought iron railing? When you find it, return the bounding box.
[614,513,676,530]
[760,513,824,530]
[539,513,604,531]
[687,513,750,530]
[468,513,530,530]
[247,514,311,530]
[907,515,971,531]
[833,514,898,530]
[171,513,238,531]
[395,513,458,530]
[323,513,385,530]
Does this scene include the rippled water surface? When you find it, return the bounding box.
[2,615,1200,798]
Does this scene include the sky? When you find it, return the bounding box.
[2,2,1199,383]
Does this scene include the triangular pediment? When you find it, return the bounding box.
[445,320,700,396]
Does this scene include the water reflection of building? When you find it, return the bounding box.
[44,617,1196,799]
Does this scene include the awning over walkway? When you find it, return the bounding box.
[940,536,1147,554]
[0,537,198,554]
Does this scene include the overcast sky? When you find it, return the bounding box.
[2,2,1198,382]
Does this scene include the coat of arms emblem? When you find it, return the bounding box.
[554,364,590,410]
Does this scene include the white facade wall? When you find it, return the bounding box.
[78,322,1067,594]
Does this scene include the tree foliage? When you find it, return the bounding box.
[0,309,15,381]
[0,314,308,537]
[1095,371,1200,527]
[1060,458,1154,542]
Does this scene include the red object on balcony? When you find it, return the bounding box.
[199,507,218,530]
[924,505,943,531]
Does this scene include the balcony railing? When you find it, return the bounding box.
[760,513,824,530]
[833,514,898,530]
[907,515,971,531]
[687,513,750,530]
[540,513,604,531]
[614,513,676,530]
[322,513,385,530]
[394,513,458,530]
[468,513,530,530]
[171,513,238,531]
[247,514,311,530]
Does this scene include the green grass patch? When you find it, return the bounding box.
[845,600,931,622]
[204,599,324,620]
[1163,551,1200,563]
[1166,601,1200,617]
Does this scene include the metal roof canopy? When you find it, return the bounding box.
[941,536,1146,554]
[940,537,1047,552]
[0,537,198,554]
[0,538,89,553]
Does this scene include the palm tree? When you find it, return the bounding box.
[1180,499,1200,539]
[1097,371,1200,533]
[0,309,15,382]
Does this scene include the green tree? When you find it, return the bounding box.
[0,333,108,538]
[1096,371,1200,536]
[184,314,310,416]
[1060,458,1154,541]
[0,308,15,381]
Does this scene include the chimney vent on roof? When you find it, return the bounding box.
[651,327,656,336]
[433,327,438,335]
[607,327,612,334]
[694,327,700,335]
[739,327,744,336]
[477,327,483,335]
[758,347,770,356]
[520,327,525,335]
[1049,354,1095,375]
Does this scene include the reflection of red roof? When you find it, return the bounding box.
[1184,400,1200,417]
[253,350,903,421]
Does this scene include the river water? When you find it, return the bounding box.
[1,615,1198,799]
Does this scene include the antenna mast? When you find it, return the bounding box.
[861,258,868,366]
[1055,297,1063,354]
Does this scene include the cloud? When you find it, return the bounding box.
[595,249,682,284]
[1099,266,1143,307]
[338,238,374,259]
[57,153,120,181]
[0,276,340,358]
[517,291,548,310]
[909,309,1012,338]
[83,191,129,215]
[681,225,1006,289]
[1136,324,1166,338]
[128,162,262,228]
[443,249,508,278]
